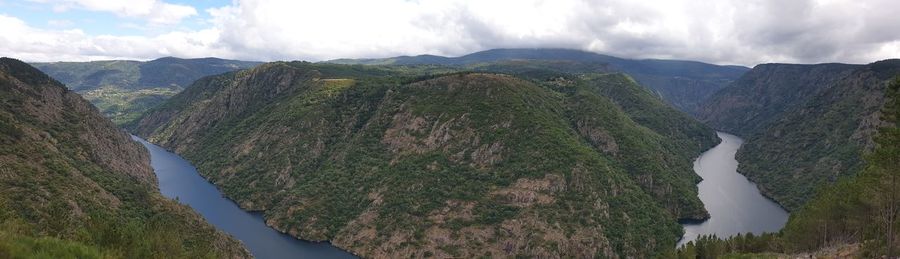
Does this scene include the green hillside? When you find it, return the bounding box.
[32,57,260,125]
[130,61,717,258]
[673,76,900,258]
[0,57,248,258]
[698,60,900,210]
[328,48,749,113]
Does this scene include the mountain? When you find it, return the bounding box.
[328,48,750,113]
[32,57,261,125]
[0,57,248,258]
[697,60,900,210]
[129,61,718,258]
[674,76,900,258]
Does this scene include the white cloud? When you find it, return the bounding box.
[0,14,223,61]
[46,19,73,27]
[3,0,900,65]
[31,0,197,24]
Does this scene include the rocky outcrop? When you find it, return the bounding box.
[131,62,718,258]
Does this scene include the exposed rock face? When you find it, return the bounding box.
[132,62,719,258]
[0,57,248,258]
[697,60,900,210]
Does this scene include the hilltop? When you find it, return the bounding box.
[130,61,718,258]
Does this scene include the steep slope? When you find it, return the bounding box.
[674,77,900,258]
[0,57,248,258]
[32,57,260,124]
[698,63,860,136]
[328,48,749,113]
[130,62,717,258]
[698,60,900,210]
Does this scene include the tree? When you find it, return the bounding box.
[865,77,900,257]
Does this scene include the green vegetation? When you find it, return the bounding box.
[699,60,900,210]
[0,58,248,258]
[81,86,180,124]
[32,57,259,125]
[327,48,749,113]
[671,76,900,258]
[131,60,718,257]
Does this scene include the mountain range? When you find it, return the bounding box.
[329,48,749,114]
[128,61,719,257]
[32,57,260,124]
[2,47,899,258]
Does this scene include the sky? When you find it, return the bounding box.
[1,0,898,66]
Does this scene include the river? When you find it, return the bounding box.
[677,132,789,246]
[133,132,783,254]
[133,136,356,259]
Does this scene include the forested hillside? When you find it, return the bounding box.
[130,61,718,258]
[0,57,248,258]
[32,57,260,124]
[329,48,749,113]
[698,60,900,210]
[674,76,900,258]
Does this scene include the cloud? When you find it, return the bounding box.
[30,0,197,24]
[0,14,225,61]
[3,0,900,66]
[46,19,73,27]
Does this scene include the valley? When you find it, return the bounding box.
[127,61,721,257]
[31,57,261,125]
[2,48,898,258]
[677,132,787,247]
[134,136,355,259]
[0,57,249,258]
[5,0,900,257]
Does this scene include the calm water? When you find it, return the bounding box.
[677,132,789,247]
[133,136,356,259]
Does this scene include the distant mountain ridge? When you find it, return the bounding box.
[698,59,900,210]
[328,48,750,113]
[33,57,261,91]
[32,57,261,124]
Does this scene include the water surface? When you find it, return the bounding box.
[678,132,789,246]
[134,136,356,259]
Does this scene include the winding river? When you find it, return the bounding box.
[133,136,356,259]
[133,131,784,255]
[677,132,789,247]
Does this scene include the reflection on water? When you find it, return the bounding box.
[134,136,356,259]
[678,132,789,247]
